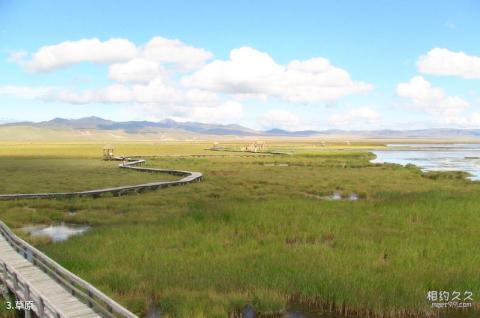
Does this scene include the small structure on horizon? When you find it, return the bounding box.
[103,144,114,160]
[241,141,266,152]
[211,142,221,150]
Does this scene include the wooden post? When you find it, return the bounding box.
[13,273,18,290]
[25,285,31,318]
[88,290,93,308]
[2,263,7,284]
[38,298,45,318]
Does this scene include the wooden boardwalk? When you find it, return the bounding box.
[0,156,203,317]
[0,221,137,318]
[0,234,100,317]
[0,157,203,200]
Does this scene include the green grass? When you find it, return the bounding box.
[0,157,180,193]
[0,142,478,317]
[0,291,17,318]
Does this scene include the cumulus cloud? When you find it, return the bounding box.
[182,46,373,103]
[6,38,374,125]
[184,101,243,123]
[14,36,212,74]
[143,36,212,70]
[129,100,243,124]
[442,113,480,127]
[0,85,54,99]
[258,109,302,130]
[36,78,219,107]
[0,82,242,123]
[396,76,469,115]
[108,58,164,83]
[19,38,137,73]
[42,84,133,104]
[0,79,217,105]
[417,48,480,79]
[329,107,381,127]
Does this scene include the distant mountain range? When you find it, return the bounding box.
[2,116,480,140]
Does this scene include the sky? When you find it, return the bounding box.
[1,0,480,130]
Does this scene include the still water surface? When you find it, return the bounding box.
[371,144,480,180]
[23,222,90,242]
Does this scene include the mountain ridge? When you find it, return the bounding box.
[3,116,480,138]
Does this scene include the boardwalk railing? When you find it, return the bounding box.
[0,157,204,317]
[0,220,138,318]
[0,157,203,200]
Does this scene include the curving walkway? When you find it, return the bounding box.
[0,157,203,200]
[0,156,203,317]
[0,220,137,318]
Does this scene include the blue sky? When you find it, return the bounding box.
[1,0,480,130]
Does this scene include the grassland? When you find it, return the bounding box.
[0,141,479,317]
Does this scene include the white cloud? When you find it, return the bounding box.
[442,113,480,127]
[0,82,243,124]
[182,46,373,103]
[14,36,212,76]
[20,38,137,73]
[143,36,212,70]
[6,38,375,126]
[258,109,302,130]
[42,84,133,104]
[417,48,480,79]
[0,85,54,99]
[396,76,469,115]
[130,100,243,124]
[8,50,27,63]
[185,101,243,123]
[35,78,220,107]
[329,107,381,127]
[108,58,163,83]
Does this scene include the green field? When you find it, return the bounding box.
[0,141,478,317]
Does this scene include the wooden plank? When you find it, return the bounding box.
[0,159,169,318]
[0,238,102,318]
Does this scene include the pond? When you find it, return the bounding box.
[371,144,480,180]
[304,192,359,201]
[23,222,90,242]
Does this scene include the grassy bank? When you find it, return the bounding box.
[0,142,478,317]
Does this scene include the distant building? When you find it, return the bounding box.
[242,141,266,152]
[103,144,114,160]
[211,142,220,150]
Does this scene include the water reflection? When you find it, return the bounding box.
[371,144,480,180]
[23,222,90,242]
[304,192,359,201]
[146,303,161,318]
[326,192,358,201]
[242,305,255,318]
[285,305,476,318]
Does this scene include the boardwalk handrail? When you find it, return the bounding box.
[0,157,202,200]
[0,220,138,318]
[0,157,204,317]
[1,259,70,318]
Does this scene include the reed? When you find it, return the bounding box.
[0,141,478,317]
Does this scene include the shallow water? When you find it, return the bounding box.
[371,144,480,180]
[327,192,358,201]
[146,303,161,318]
[24,222,90,242]
[284,306,476,318]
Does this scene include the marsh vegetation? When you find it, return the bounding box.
[0,141,478,317]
